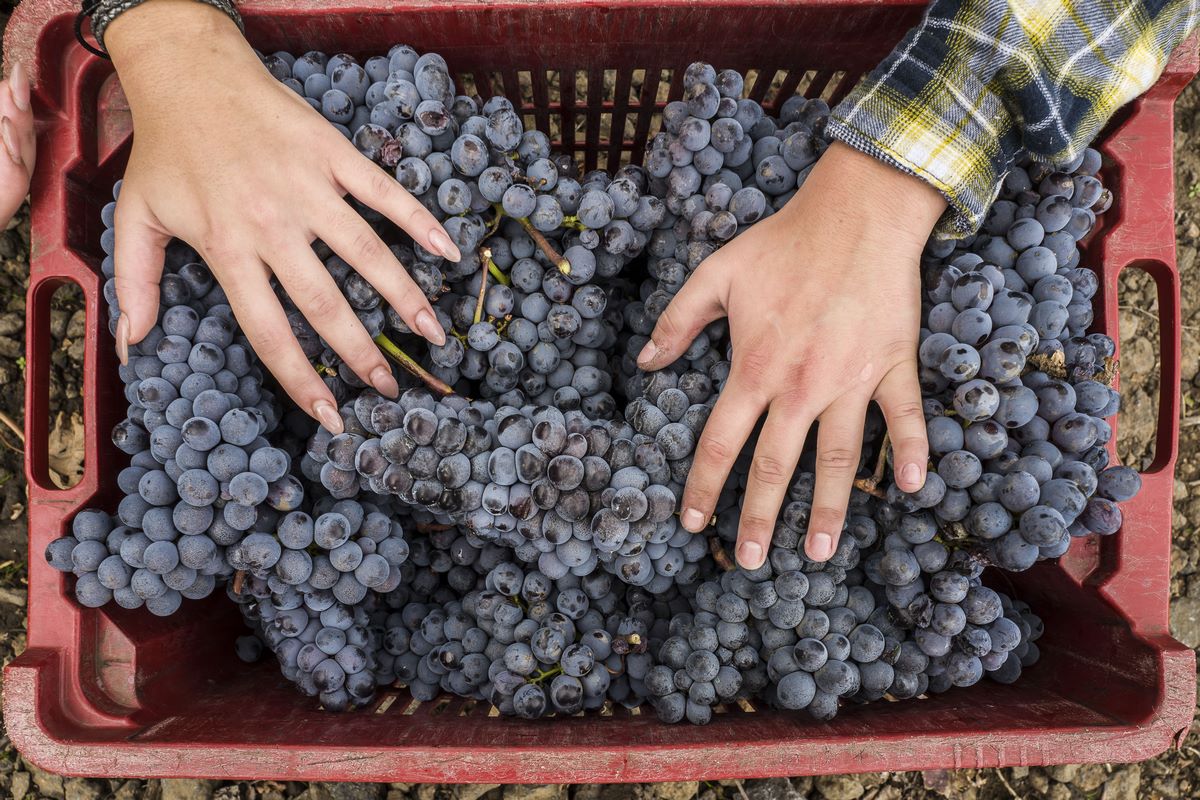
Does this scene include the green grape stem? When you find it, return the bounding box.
[531,666,562,685]
[483,207,505,239]
[486,256,511,287]
[374,333,455,397]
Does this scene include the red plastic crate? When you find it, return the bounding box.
[3,0,1197,783]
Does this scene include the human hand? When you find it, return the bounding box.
[0,62,34,227]
[105,0,460,433]
[637,141,946,567]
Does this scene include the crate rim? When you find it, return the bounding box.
[4,0,1198,783]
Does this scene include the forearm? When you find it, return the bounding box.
[104,0,265,143]
[829,0,1200,238]
[106,0,250,83]
[88,0,243,55]
[780,141,947,256]
[824,9,1019,239]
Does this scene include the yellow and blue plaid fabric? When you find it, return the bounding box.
[826,0,1200,238]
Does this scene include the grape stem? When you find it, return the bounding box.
[474,248,491,325]
[374,333,455,397]
[483,207,505,239]
[531,665,562,684]
[559,215,587,231]
[855,482,887,500]
[232,570,246,595]
[708,536,736,572]
[484,251,511,286]
[1098,356,1118,386]
[514,216,571,275]
[853,431,890,499]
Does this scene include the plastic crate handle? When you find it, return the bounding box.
[18,35,121,655]
[1090,81,1188,635]
[25,246,106,498]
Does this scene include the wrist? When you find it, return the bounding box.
[107,1,250,99]
[789,141,947,251]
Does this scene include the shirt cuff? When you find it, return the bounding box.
[825,23,1020,239]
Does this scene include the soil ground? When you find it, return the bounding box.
[1,5,1199,799]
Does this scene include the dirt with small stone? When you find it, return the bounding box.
[2,4,1199,799]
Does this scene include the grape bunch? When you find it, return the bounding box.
[45,48,1140,725]
[47,203,300,616]
[899,149,1141,573]
[301,388,713,595]
[616,64,829,399]
[229,492,413,711]
[271,46,660,415]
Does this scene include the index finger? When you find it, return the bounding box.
[333,146,462,262]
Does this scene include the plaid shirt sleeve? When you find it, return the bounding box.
[825,0,1200,238]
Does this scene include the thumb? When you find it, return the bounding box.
[113,191,169,362]
[636,256,726,372]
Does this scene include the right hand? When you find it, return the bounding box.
[106,0,459,433]
[638,143,941,567]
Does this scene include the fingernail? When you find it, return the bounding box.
[115,313,130,365]
[737,540,763,569]
[901,462,924,490]
[0,117,20,166]
[681,507,706,532]
[9,63,29,113]
[415,308,447,345]
[370,365,399,399]
[808,532,834,561]
[428,228,461,262]
[312,400,345,434]
[636,340,657,368]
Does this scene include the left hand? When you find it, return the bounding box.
[637,142,946,568]
[1,62,34,227]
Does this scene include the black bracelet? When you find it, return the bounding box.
[75,0,244,59]
[75,1,108,58]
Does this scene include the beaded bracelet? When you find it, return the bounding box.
[76,0,244,58]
